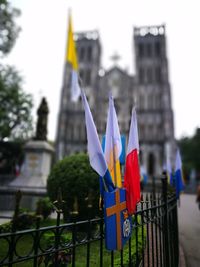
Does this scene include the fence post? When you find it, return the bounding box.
[33,216,41,267]
[8,190,22,267]
[161,172,170,267]
[53,188,64,267]
[174,196,179,266]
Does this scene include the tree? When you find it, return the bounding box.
[178,128,200,182]
[0,1,33,141]
[0,64,33,141]
[0,0,21,56]
[47,154,100,222]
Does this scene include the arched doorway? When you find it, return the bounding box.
[148,153,155,176]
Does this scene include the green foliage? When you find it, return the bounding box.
[38,232,72,266]
[0,221,11,233]
[12,212,36,230]
[0,141,24,175]
[36,197,54,220]
[38,249,72,267]
[0,0,21,56]
[47,153,100,222]
[0,65,33,141]
[0,217,146,266]
[0,1,33,141]
[42,232,72,248]
[0,213,36,233]
[178,128,200,181]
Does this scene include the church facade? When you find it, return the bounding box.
[56,25,175,177]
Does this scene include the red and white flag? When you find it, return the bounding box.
[124,108,141,215]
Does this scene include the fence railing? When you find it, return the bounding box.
[0,175,179,267]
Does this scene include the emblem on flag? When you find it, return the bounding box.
[104,188,132,250]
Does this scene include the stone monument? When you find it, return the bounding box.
[8,97,54,209]
[35,97,49,141]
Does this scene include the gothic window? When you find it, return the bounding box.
[147,43,152,57]
[147,67,153,83]
[158,124,163,140]
[152,94,156,109]
[139,123,145,139]
[75,126,78,140]
[62,95,67,107]
[139,95,144,109]
[87,46,92,62]
[159,124,163,139]
[79,69,85,84]
[66,72,72,88]
[155,66,162,83]
[138,43,144,57]
[156,94,161,109]
[85,70,91,86]
[115,102,120,113]
[71,126,74,140]
[155,41,161,57]
[81,125,86,140]
[67,127,71,140]
[139,67,144,83]
[79,47,85,61]
[148,124,153,140]
[78,125,82,140]
[101,121,105,133]
[148,94,153,109]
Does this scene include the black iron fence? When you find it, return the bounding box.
[0,175,179,267]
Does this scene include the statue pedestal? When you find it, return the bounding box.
[8,140,54,210]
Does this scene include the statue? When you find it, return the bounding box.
[35,97,49,141]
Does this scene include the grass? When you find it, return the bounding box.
[0,216,146,266]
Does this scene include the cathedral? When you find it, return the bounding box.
[56,24,175,177]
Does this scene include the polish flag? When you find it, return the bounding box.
[124,108,141,215]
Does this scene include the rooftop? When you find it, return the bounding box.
[134,25,165,36]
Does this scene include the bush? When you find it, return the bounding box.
[47,153,100,222]
[36,197,54,220]
[13,212,36,230]
[42,232,72,249]
[0,222,12,233]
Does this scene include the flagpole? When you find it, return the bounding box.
[81,84,110,193]
[102,177,109,192]
[112,136,117,186]
[110,94,117,187]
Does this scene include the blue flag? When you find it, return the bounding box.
[104,188,132,250]
[175,149,184,198]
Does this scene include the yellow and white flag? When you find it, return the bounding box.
[65,13,81,102]
[105,93,122,187]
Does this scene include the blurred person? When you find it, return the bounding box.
[196,184,200,210]
[15,163,20,177]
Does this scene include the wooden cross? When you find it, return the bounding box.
[106,188,126,250]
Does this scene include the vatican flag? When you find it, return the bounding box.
[65,13,81,102]
[105,93,122,188]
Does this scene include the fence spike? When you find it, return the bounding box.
[53,187,65,213]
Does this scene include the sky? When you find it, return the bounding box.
[3,0,200,141]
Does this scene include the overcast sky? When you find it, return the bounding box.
[3,0,200,141]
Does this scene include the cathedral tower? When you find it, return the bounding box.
[134,25,175,175]
[55,31,101,160]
